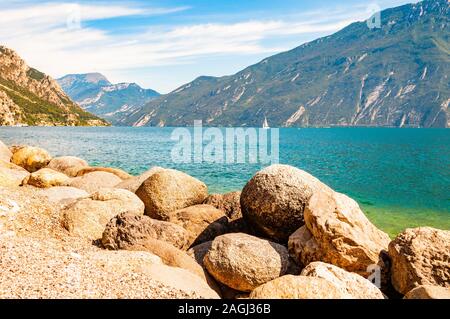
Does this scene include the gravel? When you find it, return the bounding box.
[0,186,205,299]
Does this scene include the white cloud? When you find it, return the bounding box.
[0,1,375,92]
[1,3,141,24]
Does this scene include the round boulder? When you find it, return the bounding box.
[166,204,229,247]
[136,168,208,220]
[47,156,88,177]
[204,233,289,292]
[301,262,385,299]
[187,240,244,300]
[249,275,346,299]
[68,171,122,194]
[388,227,450,295]
[241,164,332,242]
[61,188,145,240]
[102,212,191,250]
[21,168,70,188]
[11,146,52,172]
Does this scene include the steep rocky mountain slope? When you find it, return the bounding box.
[0,46,108,126]
[58,73,159,125]
[124,0,449,128]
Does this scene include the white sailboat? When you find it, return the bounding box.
[263,116,270,129]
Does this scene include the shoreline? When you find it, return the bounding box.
[0,140,449,299]
[1,127,449,239]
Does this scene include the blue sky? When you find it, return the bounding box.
[0,0,416,93]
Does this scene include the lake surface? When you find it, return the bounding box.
[1,126,449,237]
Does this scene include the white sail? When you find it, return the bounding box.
[263,117,270,129]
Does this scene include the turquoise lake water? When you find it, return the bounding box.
[0,127,449,237]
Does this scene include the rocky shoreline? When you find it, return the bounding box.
[0,140,449,299]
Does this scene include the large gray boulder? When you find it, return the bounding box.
[289,191,391,280]
[21,168,70,188]
[135,168,208,220]
[47,156,88,177]
[241,164,332,242]
[102,212,191,250]
[61,188,145,240]
[11,146,52,172]
[204,233,289,292]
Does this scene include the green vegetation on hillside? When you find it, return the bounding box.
[0,76,108,126]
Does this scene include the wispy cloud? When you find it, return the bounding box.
[0,1,377,92]
[1,3,142,24]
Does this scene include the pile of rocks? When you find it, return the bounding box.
[0,139,448,299]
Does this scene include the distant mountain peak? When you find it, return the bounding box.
[57,73,160,125]
[81,73,111,84]
[58,73,111,89]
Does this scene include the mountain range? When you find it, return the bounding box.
[122,0,449,128]
[0,47,108,126]
[57,73,160,125]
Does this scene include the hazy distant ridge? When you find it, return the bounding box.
[58,73,160,125]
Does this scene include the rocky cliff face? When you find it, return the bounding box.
[0,46,108,126]
[57,73,159,125]
[123,0,449,128]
